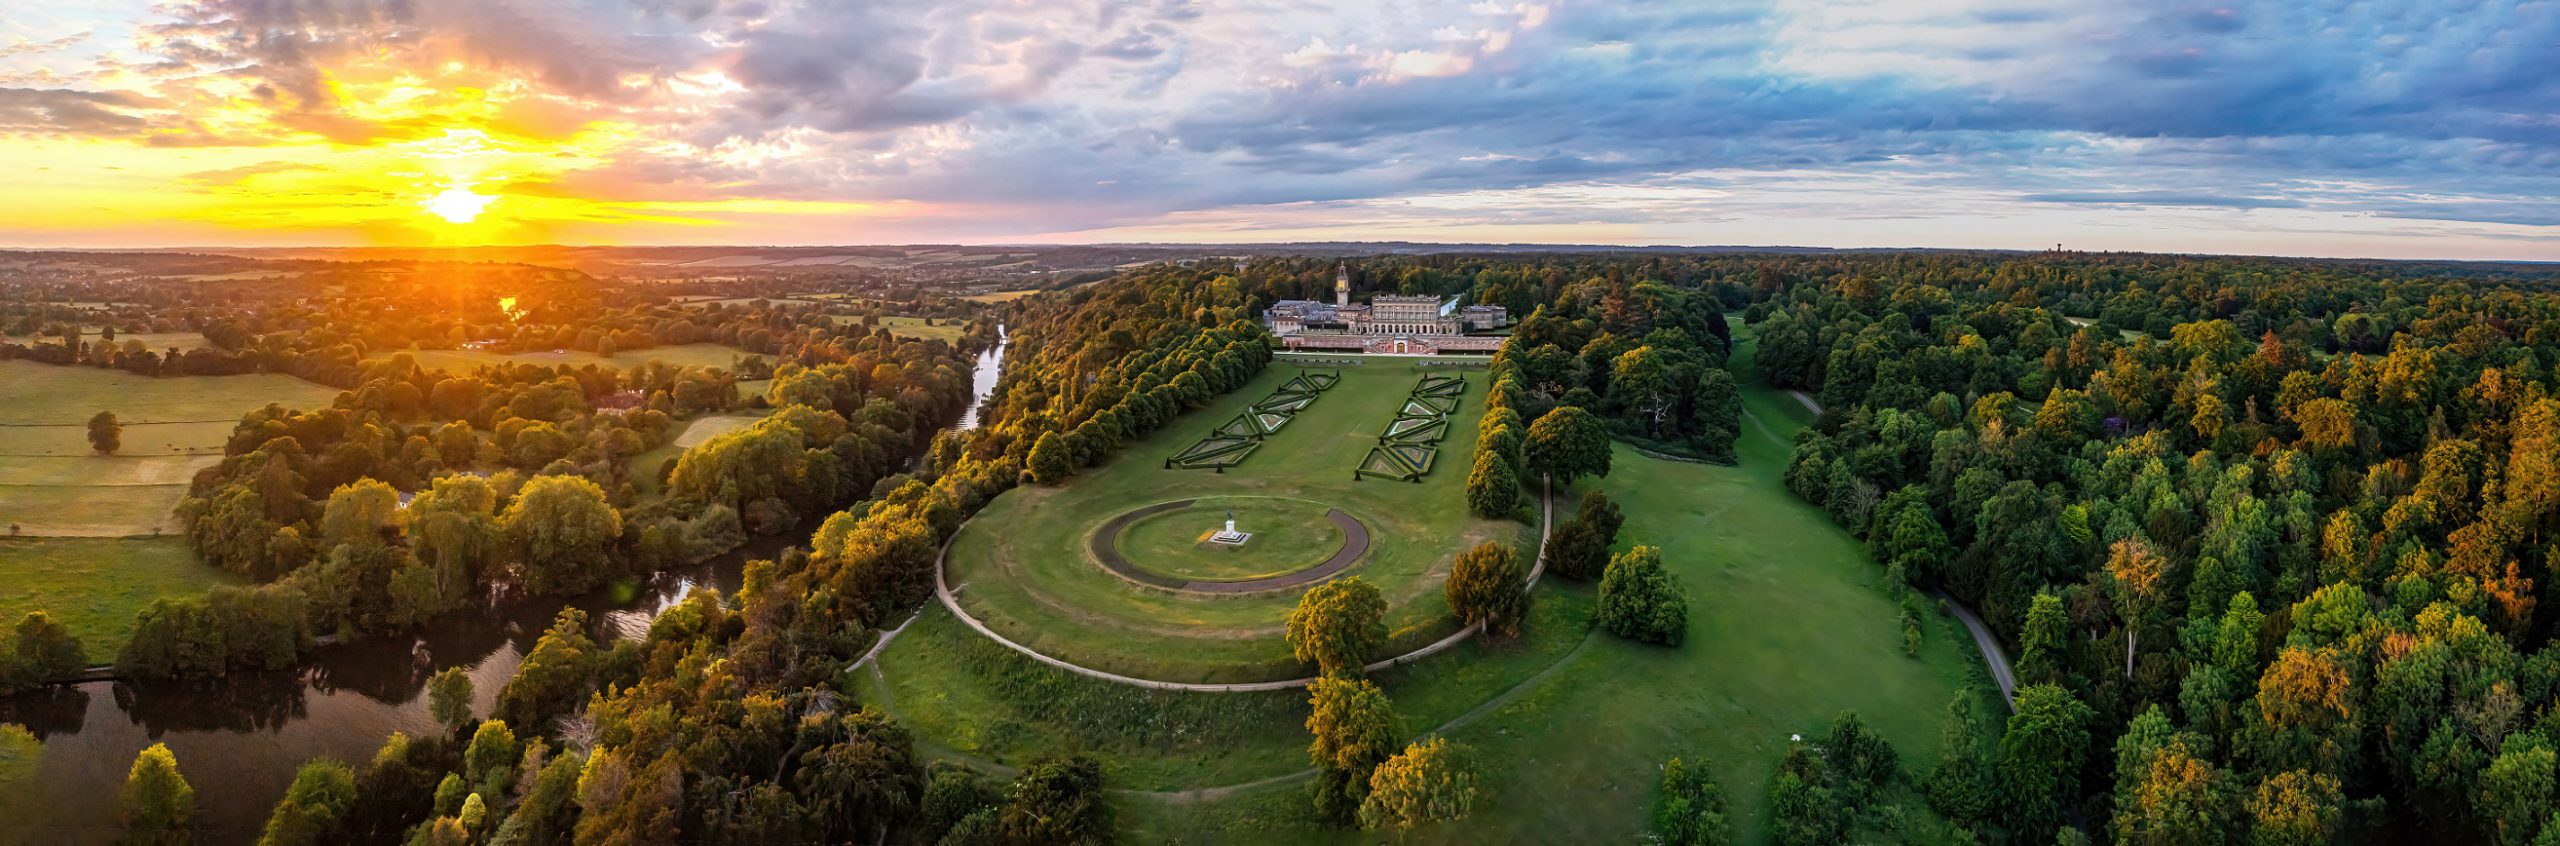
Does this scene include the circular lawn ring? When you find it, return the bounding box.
[1092,496,1373,593]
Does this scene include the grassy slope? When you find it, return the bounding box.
[940,362,1528,683]
[1115,319,1988,844]
[0,537,240,654]
[866,322,1985,843]
[857,581,1596,792]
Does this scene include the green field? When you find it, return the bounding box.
[626,412,772,496]
[856,583,1596,792]
[1114,496,1347,582]
[374,342,758,374]
[869,319,1989,844]
[0,361,340,536]
[86,331,211,352]
[0,537,239,655]
[832,314,965,341]
[940,362,1531,683]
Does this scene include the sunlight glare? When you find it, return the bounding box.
[423,184,497,224]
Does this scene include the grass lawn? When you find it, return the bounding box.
[832,314,965,341]
[1114,496,1346,582]
[0,361,339,536]
[1117,316,1988,844]
[375,342,759,374]
[878,319,1990,844]
[625,412,772,497]
[87,331,211,352]
[940,362,1531,683]
[0,537,239,655]
[857,585,1595,792]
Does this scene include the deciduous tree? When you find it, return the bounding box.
[1288,577,1387,677]
[1598,545,1688,645]
[88,410,121,455]
[1358,737,1476,831]
[1525,405,1611,485]
[119,743,194,845]
[502,475,623,596]
[1306,676,1402,824]
[1445,540,1528,636]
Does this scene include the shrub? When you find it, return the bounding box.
[1597,545,1687,645]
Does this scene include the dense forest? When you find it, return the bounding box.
[1754,252,2560,844]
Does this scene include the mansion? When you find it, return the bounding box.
[1265,265,1508,355]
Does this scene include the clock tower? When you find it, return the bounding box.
[1335,263,1350,309]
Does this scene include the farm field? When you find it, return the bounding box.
[374,342,758,374]
[874,317,1989,844]
[0,361,340,536]
[937,361,1529,683]
[0,537,239,653]
[962,289,1041,303]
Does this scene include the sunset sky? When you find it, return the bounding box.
[2,1,2554,258]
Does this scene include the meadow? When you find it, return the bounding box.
[0,361,339,536]
[874,318,1991,844]
[938,362,1529,683]
[626,412,771,496]
[374,342,758,374]
[0,538,239,653]
[830,314,965,341]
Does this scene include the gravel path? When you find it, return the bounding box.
[1936,591,2017,710]
[1087,500,1374,593]
[933,477,1555,692]
[1773,389,2018,709]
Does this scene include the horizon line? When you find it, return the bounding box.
[3,241,2555,267]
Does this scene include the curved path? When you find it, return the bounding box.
[1774,388,2019,712]
[934,476,1555,693]
[865,610,1605,804]
[1935,590,2018,710]
[1089,500,1373,593]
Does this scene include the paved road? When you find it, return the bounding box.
[1936,591,2017,710]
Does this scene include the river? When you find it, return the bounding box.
[0,325,1008,844]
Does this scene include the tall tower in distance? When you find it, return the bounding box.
[1335,263,1350,309]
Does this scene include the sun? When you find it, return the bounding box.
[422,183,497,224]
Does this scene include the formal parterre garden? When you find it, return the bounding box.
[1353,372,1464,482]
[1165,370,1339,470]
[870,319,1988,843]
[940,363,1531,683]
